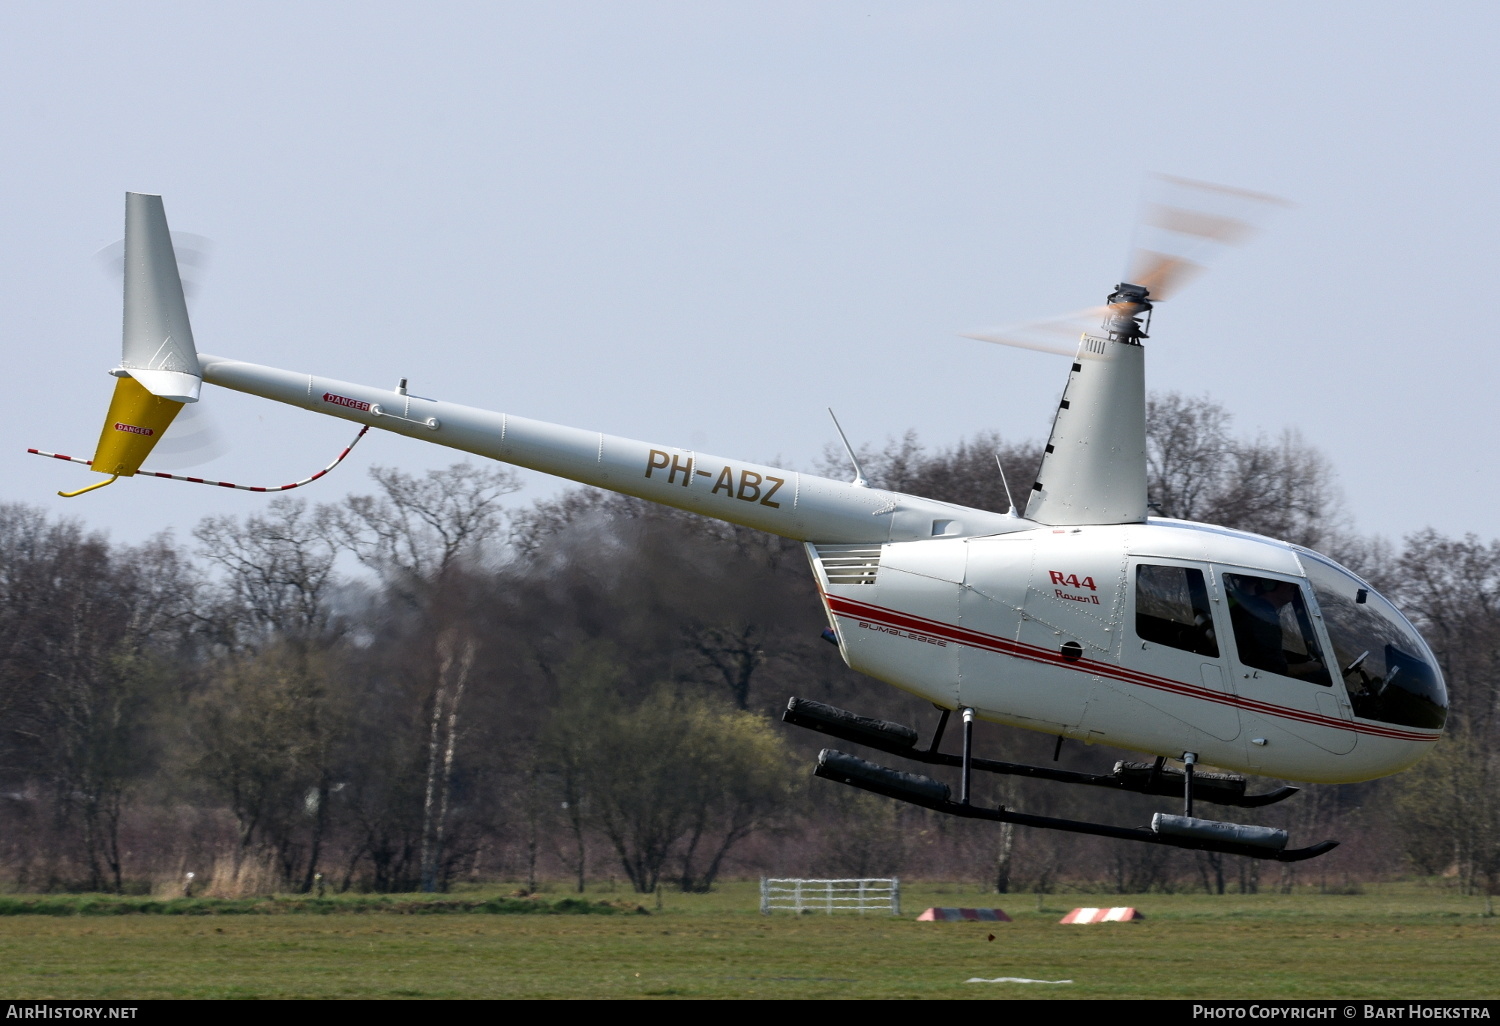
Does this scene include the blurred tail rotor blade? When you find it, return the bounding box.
[962,305,1112,356]
[140,400,232,470]
[94,232,214,304]
[1127,175,1290,301]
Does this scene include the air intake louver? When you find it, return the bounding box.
[815,545,882,585]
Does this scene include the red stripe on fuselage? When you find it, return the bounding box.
[824,594,1438,744]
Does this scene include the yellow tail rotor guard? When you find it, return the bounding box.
[88,375,185,478]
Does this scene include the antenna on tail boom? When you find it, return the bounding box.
[995,454,1019,517]
[827,409,867,488]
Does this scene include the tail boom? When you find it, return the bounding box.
[198,354,1020,545]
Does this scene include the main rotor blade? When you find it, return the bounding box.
[962,305,1110,356]
[1125,251,1203,302]
[1126,175,1290,301]
[960,333,1075,357]
[965,174,1289,358]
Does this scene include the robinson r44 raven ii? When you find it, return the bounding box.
[34,186,1447,863]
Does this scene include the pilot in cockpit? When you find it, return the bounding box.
[1227,575,1327,683]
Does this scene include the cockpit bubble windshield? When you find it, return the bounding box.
[1300,554,1447,730]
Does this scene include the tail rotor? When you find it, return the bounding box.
[42,193,204,494]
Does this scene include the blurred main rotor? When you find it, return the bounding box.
[964,175,1290,355]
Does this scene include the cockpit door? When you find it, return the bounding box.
[1213,566,1357,756]
[1120,560,1240,742]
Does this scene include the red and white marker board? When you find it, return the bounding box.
[1059,906,1143,923]
[917,908,1012,922]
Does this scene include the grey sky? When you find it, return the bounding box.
[4,2,1496,549]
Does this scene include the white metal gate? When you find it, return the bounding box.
[759,877,900,915]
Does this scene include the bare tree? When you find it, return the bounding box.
[672,702,798,891]
[684,623,765,712]
[552,671,795,894]
[1212,429,1345,549]
[1145,392,1235,521]
[1387,531,1500,891]
[194,498,342,648]
[419,630,476,892]
[1396,731,1500,895]
[0,511,194,892]
[1389,531,1500,738]
[542,644,622,893]
[325,462,520,596]
[1146,391,1347,549]
[189,499,356,892]
[320,463,520,892]
[818,429,1041,516]
[191,645,345,890]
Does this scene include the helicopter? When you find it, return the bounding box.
[32,187,1448,864]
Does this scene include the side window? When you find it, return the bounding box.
[1135,564,1219,657]
[1222,572,1332,686]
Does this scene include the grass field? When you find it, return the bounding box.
[0,881,1495,999]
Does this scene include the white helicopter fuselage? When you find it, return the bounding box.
[815,522,1439,785]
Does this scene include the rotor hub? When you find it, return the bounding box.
[1104,282,1152,342]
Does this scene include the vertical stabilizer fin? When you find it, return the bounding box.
[1025,334,1147,526]
[119,193,202,402]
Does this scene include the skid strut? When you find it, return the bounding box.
[960,708,975,806]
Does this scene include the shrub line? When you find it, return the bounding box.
[0,895,642,917]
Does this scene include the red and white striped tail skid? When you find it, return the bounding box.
[1059,906,1143,923]
[917,907,1013,922]
[28,425,370,493]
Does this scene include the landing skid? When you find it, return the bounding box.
[783,698,1300,808]
[783,697,1337,863]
